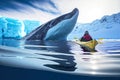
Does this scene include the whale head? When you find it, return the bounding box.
[23,8,79,41]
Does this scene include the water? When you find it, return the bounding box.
[0,39,120,79]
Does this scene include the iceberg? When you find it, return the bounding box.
[0,17,7,38]
[4,18,26,39]
[0,17,40,39]
[23,20,41,34]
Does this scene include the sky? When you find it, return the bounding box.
[0,0,120,23]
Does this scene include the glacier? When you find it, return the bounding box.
[68,12,120,40]
[0,17,40,39]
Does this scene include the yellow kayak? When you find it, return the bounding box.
[74,39,98,52]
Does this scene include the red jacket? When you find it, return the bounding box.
[80,34,93,41]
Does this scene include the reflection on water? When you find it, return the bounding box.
[40,54,76,71]
[0,39,120,77]
[24,40,77,71]
[24,40,73,53]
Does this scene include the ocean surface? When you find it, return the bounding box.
[0,39,120,80]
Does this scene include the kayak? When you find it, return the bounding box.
[74,39,98,52]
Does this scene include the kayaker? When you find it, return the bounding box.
[80,31,93,42]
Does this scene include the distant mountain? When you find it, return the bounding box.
[68,12,120,40]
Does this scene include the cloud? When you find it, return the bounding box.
[0,0,120,23]
[0,0,60,14]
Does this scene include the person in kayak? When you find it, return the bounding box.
[80,31,93,42]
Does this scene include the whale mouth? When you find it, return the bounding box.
[23,8,79,40]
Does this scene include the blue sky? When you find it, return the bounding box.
[0,0,120,23]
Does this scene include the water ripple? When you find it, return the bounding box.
[0,39,120,77]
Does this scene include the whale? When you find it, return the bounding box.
[23,8,79,41]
